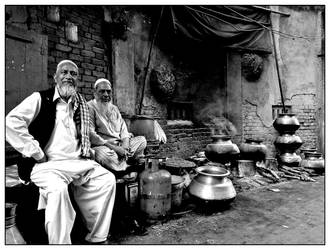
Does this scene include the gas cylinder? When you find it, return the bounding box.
[139,158,171,221]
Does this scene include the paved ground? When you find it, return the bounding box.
[108,176,325,245]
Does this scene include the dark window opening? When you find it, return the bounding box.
[167,101,193,120]
[272,105,292,120]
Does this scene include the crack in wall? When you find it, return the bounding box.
[287,92,316,101]
[244,99,273,128]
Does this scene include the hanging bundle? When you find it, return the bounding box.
[150,64,176,102]
[241,53,264,81]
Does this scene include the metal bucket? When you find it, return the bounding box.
[5,203,26,244]
[171,175,184,209]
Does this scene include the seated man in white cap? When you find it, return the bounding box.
[6,60,116,244]
[88,78,147,173]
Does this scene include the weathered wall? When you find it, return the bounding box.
[274,6,324,154]
[226,6,324,157]
[6,6,110,101]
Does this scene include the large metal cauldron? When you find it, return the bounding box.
[130,115,155,141]
[274,134,303,153]
[188,166,236,202]
[300,152,325,172]
[204,135,240,164]
[239,138,268,161]
[273,113,300,134]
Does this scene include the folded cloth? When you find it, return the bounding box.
[154,120,167,144]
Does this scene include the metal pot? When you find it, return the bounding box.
[274,134,303,153]
[239,138,268,161]
[273,113,300,134]
[300,152,324,171]
[188,166,236,201]
[300,147,317,159]
[277,152,302,167]
[171,175,185,209]
[130,115,155,141]
[205,135,240,164]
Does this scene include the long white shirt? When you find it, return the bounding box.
[87,99,130,146]
[6,88,81,161]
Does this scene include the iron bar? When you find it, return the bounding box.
[138,6,164,115]
[270,16,286,112]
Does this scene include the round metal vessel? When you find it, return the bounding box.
[188,166,236,201]
[273,113,300,134]
[274,134,303,153]
[278,152,302,167]
[239,138,268,161]
[205,135,240,164]
[301,152,324,171]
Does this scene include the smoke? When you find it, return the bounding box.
[196,98,237,137]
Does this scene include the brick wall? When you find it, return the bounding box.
[27,6,109,101]
[156,120,212,159]
[242,101,277,158]
[291,95,319,150]
[242,98,319,158]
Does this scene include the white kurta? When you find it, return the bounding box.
[87,99,147,171]
[6,88,116,244]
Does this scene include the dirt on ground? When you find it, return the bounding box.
[108,176,325,245]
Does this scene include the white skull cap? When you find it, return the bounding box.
[56,60,78,71]
[94,78,112,89]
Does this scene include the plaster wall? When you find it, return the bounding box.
[226,6,324,157]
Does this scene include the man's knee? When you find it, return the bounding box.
[136,136,147,149]
[98,170,116,191]
[47,183,69,194]
[105,171,116,184]
[94,146,118,165]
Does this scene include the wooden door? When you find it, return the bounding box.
[5,24,48,165]
[5,24,48,115]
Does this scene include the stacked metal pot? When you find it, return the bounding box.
[273,113,303,167]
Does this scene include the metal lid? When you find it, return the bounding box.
[165,157,196,169]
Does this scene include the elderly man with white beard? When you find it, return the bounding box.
[87,78,147,173]
[6,60,116,244]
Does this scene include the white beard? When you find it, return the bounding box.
[96,101,111,119]
[58,84,76,99]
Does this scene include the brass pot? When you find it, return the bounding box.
[205,135,240,164]
[239,138,268,161]
[273,113,300,134]
[188,166,236,201]
[278,152,302,167]
[301,152,324,171]
[130,115,155,141]
[274,134,303,153]
[300,147,317,159]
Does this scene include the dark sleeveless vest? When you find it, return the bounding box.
[17,88,57,182]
